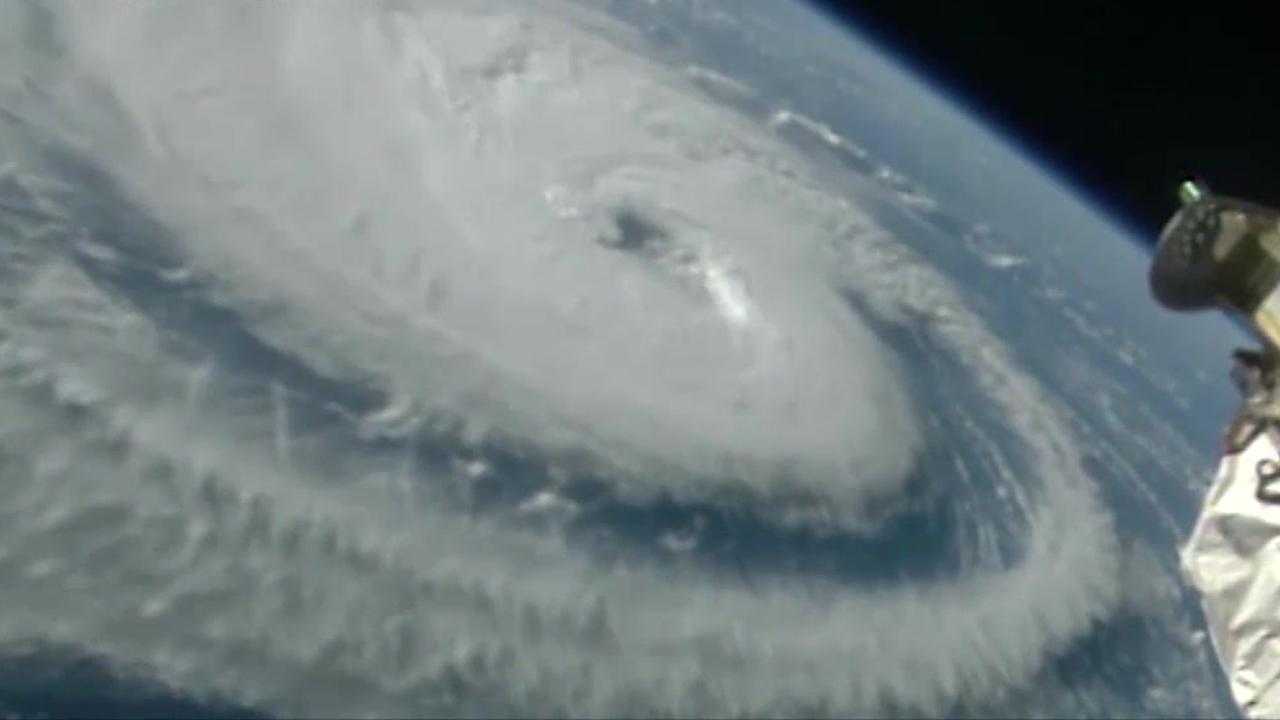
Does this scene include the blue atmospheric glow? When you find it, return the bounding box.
[798,0,1155,246]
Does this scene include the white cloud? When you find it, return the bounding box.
[0,2,1124,716]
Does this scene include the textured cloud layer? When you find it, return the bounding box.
[37,1,924,522]
[0,2,1121,716]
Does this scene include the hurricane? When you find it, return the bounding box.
[0,2,1222,717]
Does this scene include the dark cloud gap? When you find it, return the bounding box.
[0,641,269,720]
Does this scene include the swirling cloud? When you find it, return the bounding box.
[0,2,1121,716]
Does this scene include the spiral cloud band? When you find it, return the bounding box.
[0,2,1124,716]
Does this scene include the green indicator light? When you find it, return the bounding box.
[1179,179,1209,206]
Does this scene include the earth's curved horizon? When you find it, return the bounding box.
[0,1,1246,717]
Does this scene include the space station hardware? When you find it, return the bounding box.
[1151,180,1280,347]
[1152,181,1280,718]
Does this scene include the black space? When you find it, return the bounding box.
[813,1,1280,243]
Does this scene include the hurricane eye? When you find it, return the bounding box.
[599,207,670,253]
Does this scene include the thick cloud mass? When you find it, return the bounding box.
[54,1,927,519]
[0,2,1126,716]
